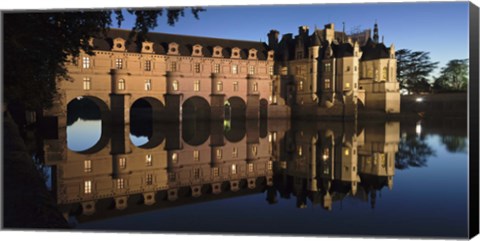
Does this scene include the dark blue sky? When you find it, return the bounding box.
[119,2,470,77]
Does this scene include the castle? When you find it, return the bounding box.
[47,22,400,127]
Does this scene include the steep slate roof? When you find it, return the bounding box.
[93,28,269,60]
[360,38,391,61]
[331,42,354,58]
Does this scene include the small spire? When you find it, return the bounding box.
[382,35,384,43]
[342,21,346,43]
[373,21,379,43]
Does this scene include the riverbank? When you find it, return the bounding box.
[3,111,70,229]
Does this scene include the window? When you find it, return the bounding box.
[344,148,350,156]
[267,161,273,171]
[145,79,152,91]
[325,79,331,89]
[84,181,92,194]
[268,66,274,75]
[193,150,199,161]
[194,63,201,73]
[216,149,223,159]
[346,66,351,72]
[194,80,200,92]
[345,82,350,89]
[232,65,238,74]
[171,62,177,72]
[145,60,151,71]
[252,145,257,156]
[322,148,330,161]
[233,81,239,92]
[232,147,238,158]
[83,77,91,90]
[214,64,220,73]
[298,146,303,156]
[248,65,255,75]
[171,153,178,163]
[253,82,258,92]
[216,81,223,92]
[172,80,179,91]
[119,157,126,169]
[118,79,126,90]
[382,67,388,80]
[82,57,91,69]
[298,81,304,91]
[194,169,200,179]
[325,63,331,72]
[213,167,219,177]
[116,178,125,189]
[231,164,237,175]
[168,172,176,181]
[115,58,123,69]
[146,154,152,166]
[296,51,303,59]
[248,163,254,172]
[84,160,92,173]
[355,66,358,72]
[146,174,153,185]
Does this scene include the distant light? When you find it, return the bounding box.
[415,97,423,102]
[76,96,83,100]
[416,121,422,136]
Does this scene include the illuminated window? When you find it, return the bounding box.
[119,157,126,169]
[146,174,153,185]
[214,64,220,73]
[83,77,91,90]
[193,150,199,161]
[248,65,255,75]
[231,164,237,175]
[298,81,304,91]
[145,79,152,91]
[325,79,331,89]
[194,80,200,92]
[194,63,201,73]
[145,60,151,71]
[84,160,92,173]
[322,148,329,161]
[345,82,350,89]
[233,81,239,92]
[253,82,258,92]
[268,66,274,75]
[171,153,178,163]
[248,163,254,172]
[172,80,179,91]
[232,65,238,74]
[84,180,92,194]
[232,147,238,158]
[325,63,331,72]
[212,167,219,177]
[345,148,350,156]
[267,161,273,170]
[118,79,125,90]
[82,57,91,69]
[115,58,123,69]
[216,81,223,92]
[116,178,125,189]
[216,149,223,159]
[146,154,152,166]
[298,146,303,156]
[171,62,177,72]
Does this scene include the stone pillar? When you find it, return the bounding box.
[210,121,224,147]
[164,71,182,122]
[210,73,225,121]
[246,74,260,119]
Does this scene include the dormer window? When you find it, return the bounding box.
[213,46,223,58]
[168,42,179,55]
[112,38,126,52]
[192,44,203,57]
[248,48,258,60]
[231,47,241,59]
[267,50,274,60]
[142,41,154,53]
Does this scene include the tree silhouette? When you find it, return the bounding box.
[433,59,468,92]
[395,133,435,169]
[396,49,438,94]
[4,9,204,111]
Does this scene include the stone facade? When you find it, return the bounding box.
[46,22,400,125]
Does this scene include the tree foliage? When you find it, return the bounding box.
[395,49,438,94]
[4,8,204,110]
[395,132,434,170]
[433,59,468,92]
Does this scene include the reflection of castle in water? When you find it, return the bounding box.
[44,119,399,222]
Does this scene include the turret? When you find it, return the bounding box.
[268,29,280,50]
[373,22,379,43]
